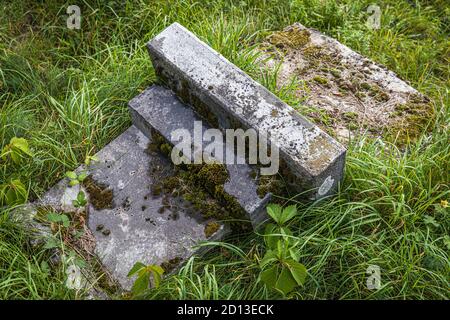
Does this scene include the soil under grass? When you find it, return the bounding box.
[0,0,448,299]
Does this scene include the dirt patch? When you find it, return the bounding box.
[260,23,434,145]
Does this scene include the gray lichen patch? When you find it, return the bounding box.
[260,23,434,145]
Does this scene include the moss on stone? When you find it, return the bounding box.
[330,68,341,78]
[388,99,435,144]
[313,76,329,86]
[257,175,288,199]
[82,175,114,210]
[204,221,220,238]
[268,27,311,49]
[343,111,358,121]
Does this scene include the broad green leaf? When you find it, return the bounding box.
[266,204,282,224]
[289,248,300,261]
[280,205,297,224]
[74,258,86,268]
[77,172,87,182]
[264,223,279,249]
[43,237,60,249]
[148,265,164,287]
[128,262,146,277]
[10,151,20,164]
[260,265,278,288]
[5,188,18,205]
[286,259,307,286]
[69,179,79,186]
[61,215,70,228]
[3,179,27,205]
[40,261,50,275]
[66,171,77,180]
[148,265,164,275]
[275,267,297,295]
[85,155,99,165]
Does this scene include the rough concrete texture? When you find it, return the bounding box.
[261,23,433,144]
[129,85,271,227]
[147,22,346,199]
[39,126,227,290]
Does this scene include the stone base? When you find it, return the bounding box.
[38,126,227,290]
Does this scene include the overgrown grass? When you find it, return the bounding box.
[0,0,448,299]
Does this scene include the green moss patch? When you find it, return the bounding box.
[204,221,220,238]
[82,175,114,210]
[268,27,311,50]
[147,136,250,230]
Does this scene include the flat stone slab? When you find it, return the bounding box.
[129,85,271,228]
[261,23,432,144]
[147,22,346,199]
[38,125,227,290]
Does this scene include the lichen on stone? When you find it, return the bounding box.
[388,97,434,144]
[147,136,250,229]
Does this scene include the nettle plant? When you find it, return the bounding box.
[0,137,33,206]
[259,204,307,296]
[127,262,165,297]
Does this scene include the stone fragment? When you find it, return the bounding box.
[39,126,227,290]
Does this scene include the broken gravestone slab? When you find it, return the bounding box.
[36,125,228,290]
[261,22,433,144]
[147,22,346,200]
[129,85,271,228]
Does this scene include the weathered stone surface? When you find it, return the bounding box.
[261,23,433,144]
[147,22,346,199]
[129,85,271,228]
[39,126,227,290]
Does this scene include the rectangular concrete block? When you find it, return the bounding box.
[129,85,271,228]
[147,22,346,199]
